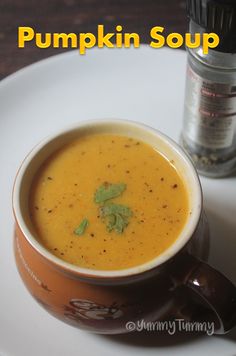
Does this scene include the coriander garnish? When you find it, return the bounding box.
[94,182,126,203]
[100,202,132,218]
[100,203,132,233]
[105,210,129,234]
[74,182,132,236]
[74,218,89,236]
[94,182,132,234]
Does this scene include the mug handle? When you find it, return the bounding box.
[170,252,236,334]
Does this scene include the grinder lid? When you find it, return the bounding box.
[187,0,236,53]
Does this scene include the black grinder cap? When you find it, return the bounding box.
[187,0,236,53]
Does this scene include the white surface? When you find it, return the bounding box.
[0,46,235,356]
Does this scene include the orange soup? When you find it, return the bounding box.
[29,134,189,270]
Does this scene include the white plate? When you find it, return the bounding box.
[0,46,235,356]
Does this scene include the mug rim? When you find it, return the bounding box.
[12,118,202,279]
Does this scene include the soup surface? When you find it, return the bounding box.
[29,134,189,270]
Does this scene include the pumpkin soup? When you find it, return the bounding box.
[29,134,189,270]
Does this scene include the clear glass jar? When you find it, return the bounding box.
[181,21,236,178]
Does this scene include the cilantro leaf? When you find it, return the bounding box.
[74,218,89,236]
[100,203,132,233]
[113,213,129,234]
[100,203,132,218]
[107,214,116,232]
[94,183,126,203]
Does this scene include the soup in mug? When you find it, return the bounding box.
[29,134,189,270]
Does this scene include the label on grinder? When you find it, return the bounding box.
[183,65,236,149]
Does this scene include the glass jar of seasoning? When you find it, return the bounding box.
[181,0,236,178]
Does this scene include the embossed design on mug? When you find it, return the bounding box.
[16,235,51,292]
[64,299,124,321]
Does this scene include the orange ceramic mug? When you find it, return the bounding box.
[13,120,236,334]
